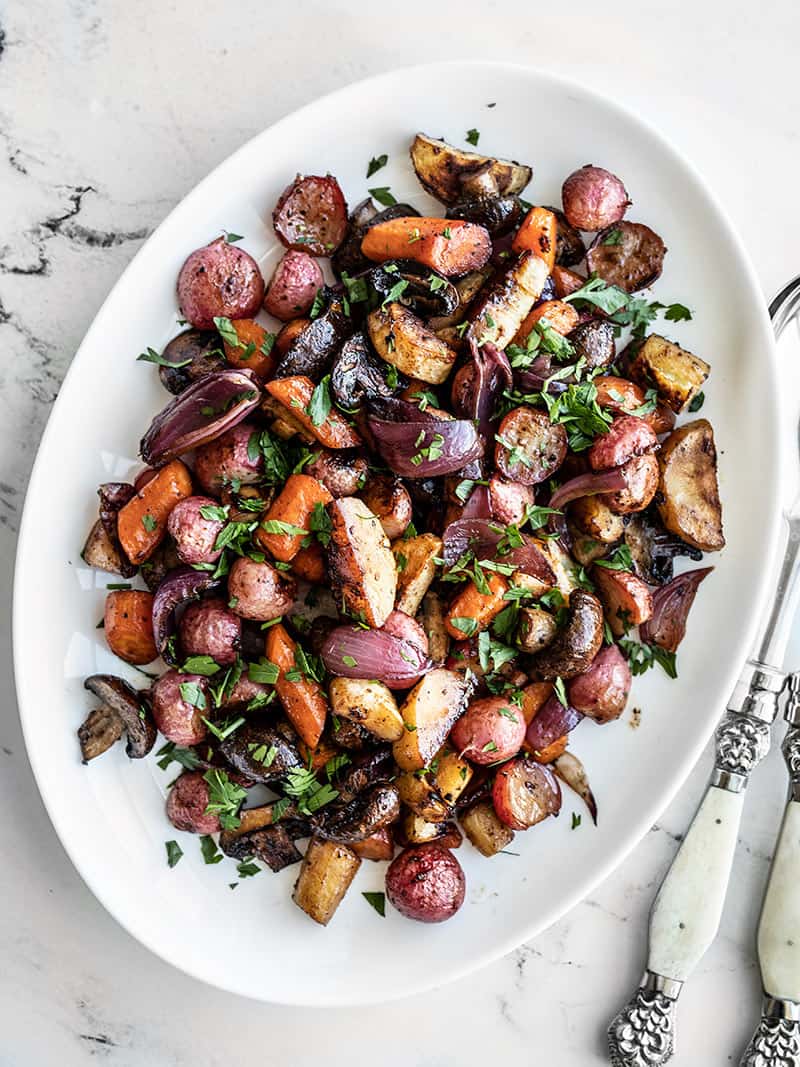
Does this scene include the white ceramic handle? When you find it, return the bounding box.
[758,800,800,1000]
[648,785,744,981]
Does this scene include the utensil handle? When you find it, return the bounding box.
[739,726,800,1066]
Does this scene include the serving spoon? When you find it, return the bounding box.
[607,274,800,1067]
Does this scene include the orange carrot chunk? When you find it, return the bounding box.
[265,623,328,748]
[264,376,362,449]
[511,206,558,272]
[444,573,509,639]
[512,299,579,345]
[104,590,157,664]
[256,474,332,563]
[116,459,193,565]
[361,217,491,277]
[223,318,277,379]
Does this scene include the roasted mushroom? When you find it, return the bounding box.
[624,508,703,585]
[77,704,124,762]
[83,674,157,759]
[157,329,225,395]
[312,782,401,843]
[220,823,306,872]
[273,298,351,381]
[330,331,403,410]
[219,720,302,783]
[447,194,523,237]
[368,260,459,319]
[526,590,604,680]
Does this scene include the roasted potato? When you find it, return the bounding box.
[516,606,558,653]
[410,133,532,205]
[400,813,462,847]
[396,746,473,820]
[624,333,710,413]
[568,495,625,544]
[460,800,515,857]
[367,303,456,385]
[359,475,412,540]
[393,668,470,771]
[467,250,549,350]
[81,519,128,575]
[327,496,397,627]
[393,533,442,616]
[421,590,450,663]
[328,677,405,741]
[385,842,466,922]
[656,418,724,551]
[292,836,361,926]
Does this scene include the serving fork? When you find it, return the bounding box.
[608,274,800,1067]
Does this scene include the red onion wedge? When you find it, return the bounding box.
[553,751,598,825]
[140,369,261,465]
[320,625,433,688]
[455,340,512,443]
[501,537,557,584]
[441,518,505,566]
[460,484,493,520]
[151,565,223,665]
[524,695,583,755]
[640,567,713,653]
[368,416,483,479]
[549,467,628,510]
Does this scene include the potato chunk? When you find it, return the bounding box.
[460,800,515,857]
[367,303,456,385]
[393,669,470,771]
[328,678,404,741]
[292,837,361,926]
[625,333,710,413]
[410,132,532,205]
[657,419,725,551]
[393,533,442,616]
[326,497,397,627]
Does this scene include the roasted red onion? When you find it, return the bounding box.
[501,538,557,584]
[549,468,628,510]
[442,518,505,566]
[151,565,223,664]
[140,369,261,465]
[515,354,572,396]
[524,695,583,754]
[553,751,598,825]
[460,484,492,519]
[455,340,513,443]
[320,625,433,688]
[640,567,713,652]
[368,416,483,479]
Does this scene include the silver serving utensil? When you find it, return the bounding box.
[608,274,800,1067]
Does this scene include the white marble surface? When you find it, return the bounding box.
[2,2,800,1064]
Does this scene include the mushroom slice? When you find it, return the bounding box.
[77,704,124,763]
[526,590,604,681]
[83,674,157,759]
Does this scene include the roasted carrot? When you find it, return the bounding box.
[223,318,277,379]
[265,622,328,748]
[512,207,558,272]
[530,734,568,764]
[552,264,585,299]
[291,541,327,583]
[361,217,491,277]
[116,459,193,564]
[512,299,579,345]
[297,736,341,773]
[519,681,554,726]
[256,474,332,562]
[444,573,509,639]
[104,590,157,664]
[275,317,311,357]
[264,376,362,449]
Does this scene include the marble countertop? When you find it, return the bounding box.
[2,2,800,1063]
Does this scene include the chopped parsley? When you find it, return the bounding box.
[449,617,478,638]
[366,154,388,178]
[465,128,480,145]
[165,840,183,867]
[362,891,386,917]
[619,638,678,679]
[137,347,191,369]
[200,835,223,864]
[141,513,157,532]
[369,186,397,207]
[689,390,705,412]
[203,768,247,830]
[307,375,332,426]
[213,316,240,347]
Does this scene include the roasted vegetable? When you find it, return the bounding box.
[511,206,558,271]
[467,250,549,350]
[444,572,508,639]
[116,459,193,565]
[264,375,362,448]
[158,329,225,394]
[265,622,329,748]
[393,669,470,771]
[460,800,515,857]
[326,496,397,627]
[623,333,710,414]
[103,589,157,665]
[273,174,348,256]
[361,217,491,277]
[292,836,361,926]
[367,302,457,385]
[527,589,604,680]
[177,238,264,329]
[516,607,558,653]
[274,298,351,381]
[656,419,724,551]
[561,165,630,231]
[328,677,405,741]
[256,473,332,562]
[313,782,400,844]
[330,331,402,410]
[586,221,666,293]
[77,704,124,763]
[410,133,532,205]
[83,674,156,759]
[393,533,442,616]
[385,842,465,923]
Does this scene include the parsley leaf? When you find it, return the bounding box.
[465,128,480,145]
[307,375,332,426]
[248,658,280,685]
[200,835,223,864]
[369,186,397,207]
[213,316,240,347]
[619,638,678,679]
[450,617,478,637]
[137,347,191,369]
[165,840,183,868]
[179,681,206,710]
[203,768,247,830]
[366,154,388,178]
[594,544,634,572]
[362,891,386,917]
[688,390,705,412]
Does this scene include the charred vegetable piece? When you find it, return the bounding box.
[264,375,362,449]
[359,474,412,540]
[81,519,130,577]
[313,782,400,844]
[224,824,304,873]
[104,589,157,665]
[460,800,515,857]
[326,497,397,628]
[331,331,403,411]
[292,836,361,926]
[447,194,523,236]
[467,250,549,350]
[222,318,278,379]
[83,675,156,759]
[273,174,348,256]
[623,508,702,585]
[393,669,471,771]
[350,827,395,862]
[265,622,329,748]
[256,473,332,563]
[78,704,124,762]
[592,566,653,637]
[219,721,302,784]
[410,133,532,205]
[568,319,615,370]
[368,260,459,319]
[568,643,632,723]
[623,333,710,414]
[640,567,714,651]
[516,607,558,653]
[393,533,442,616]
[158,329,225,394]
[116,460,193,565]
[527,589,604,680]
[328,678,405,741]
[569,494,625,544]
[511,206,558,271]
[545,206,586,266]
[523,695,583,755]
[604,452,660,515]
[657,419,724,551]
[586,221,666,293]
[367,302,457,385]
[274,298,351,381]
